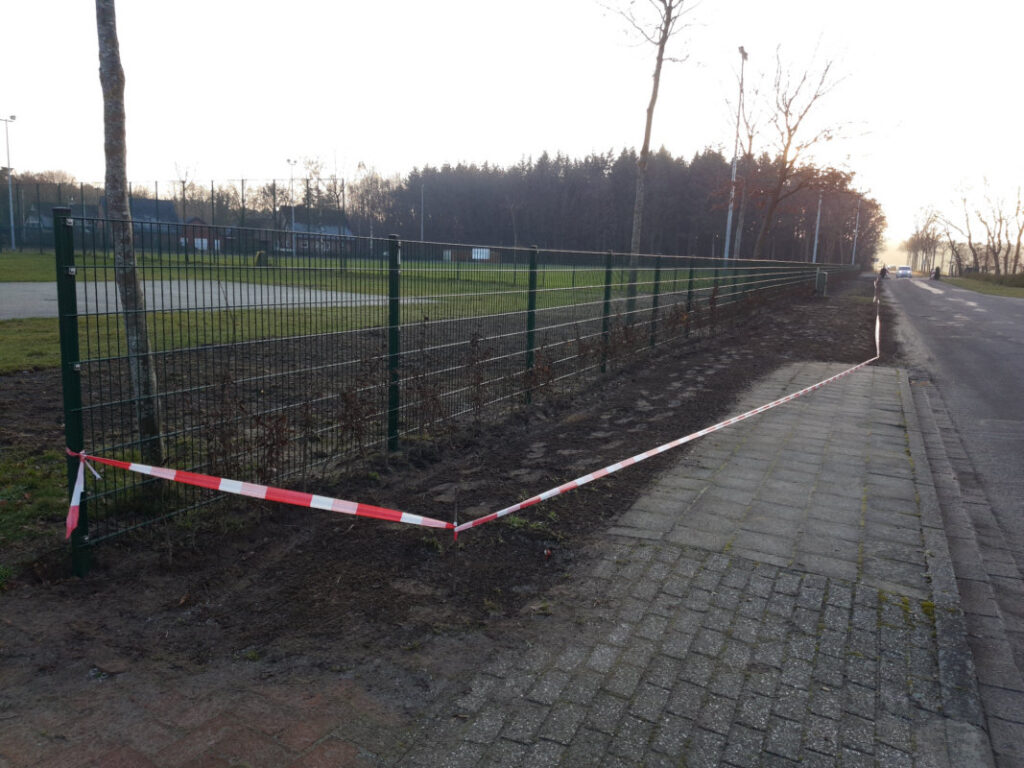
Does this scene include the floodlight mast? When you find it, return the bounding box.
[723,48,747,261]
[2,115,15,250]
[287,158,298,255]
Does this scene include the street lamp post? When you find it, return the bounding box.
[812,190,823,264]
[723,48,747,262]
[850,198,861,266]
[286,158,297,255]
[2,115,15,250]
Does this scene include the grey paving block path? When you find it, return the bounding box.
[396,362,995,767]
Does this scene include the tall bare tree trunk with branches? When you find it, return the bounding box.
[732,106,759,259]
[622,0,687,317]
[96,0,163,464]
[751,51,836,261]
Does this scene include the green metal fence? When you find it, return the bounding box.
[54,207,855,555]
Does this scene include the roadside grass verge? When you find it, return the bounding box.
[946,276,1024,298]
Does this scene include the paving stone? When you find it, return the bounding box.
[537,702,587,746]
[686,726,728,768]
[720,723,766,768]
[772,685,809,722]
[666,680,705,720]
[527,670,570,706]
[803,713,840,756]
[709,669,745,699]
[735,691,772,730]
[697,692,737,736]
[609,715,653,761]
[875,742,914,767]
[808,685,842,721]
[650,713,694,755]
[631,682,670,723]
[484,738,528,767]
[522,739,565,768]
[644,653,684,690]
[780,657,813,690]
[562,669,603,705]
[679,653,716,687]
[587,644,620,674]
[560,727,610,767]
[464,704,508,744]
[692,627,727,656]
[585,691,628,735]
[765,716,804,761]
[841,713,875,754]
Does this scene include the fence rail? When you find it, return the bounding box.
[54,208,855,561]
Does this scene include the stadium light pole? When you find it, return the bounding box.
[812,190,823,264]
[286,158,297,255]
[723,47,747,262]
[851,197,861,266]
[2,115,15,250]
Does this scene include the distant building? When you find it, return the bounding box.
[100,196,182,224]
[278,205,354,255]
[180,217,222,253]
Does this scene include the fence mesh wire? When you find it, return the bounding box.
[58,213,851,543]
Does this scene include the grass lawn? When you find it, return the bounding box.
[0,251,56,281]
[0,318,61,373]
[0,449,67,550]
[0,257,733,376]
[945,277,1024,298]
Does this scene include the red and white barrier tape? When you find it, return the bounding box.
[67,294,882,541]
[456,305,882,535]
[64,449,453,539]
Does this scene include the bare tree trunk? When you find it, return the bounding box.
[626,0,682,319]
[751,53,835,261]
[96,0,163,464]
[752,164,786,261]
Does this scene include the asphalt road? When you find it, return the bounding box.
[886,275,1024,762]
[888,277,1024,535]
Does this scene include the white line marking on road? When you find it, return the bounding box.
[909,280,943,295]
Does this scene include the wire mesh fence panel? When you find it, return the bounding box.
[56,212,855,546]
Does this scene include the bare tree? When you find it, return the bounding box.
[905,211,941,272]
[1012,189,1024,275]
[615,0,690,316]
[971,186,1024,275]
[96,0,163,464]
[731,78,762,260]
[941,226,966,276]
[942,195,982,273]
[751,50,838,261]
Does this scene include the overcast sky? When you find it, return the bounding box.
[5,0,1021,245]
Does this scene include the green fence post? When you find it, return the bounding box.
[685,258,695,338]
[525,245,538,402]
[601,251,613,373]
[54,207,90,576]
[650,256,662,348]
[711,263,721,328]
[387,234,401,451]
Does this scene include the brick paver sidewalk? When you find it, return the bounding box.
[396,362,993,767]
